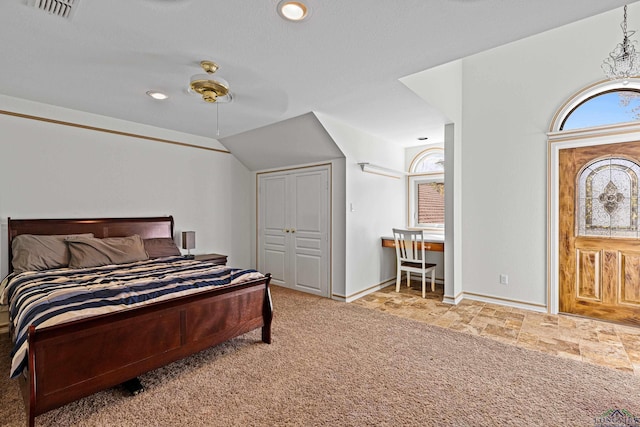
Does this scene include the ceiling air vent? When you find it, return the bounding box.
[28,0,78,19]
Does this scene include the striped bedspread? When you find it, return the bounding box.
[0,256,264,378]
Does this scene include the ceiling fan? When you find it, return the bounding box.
[189,60,232,104]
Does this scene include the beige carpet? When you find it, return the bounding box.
[1,286,639,426]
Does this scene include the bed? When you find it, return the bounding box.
[1,216,273,427]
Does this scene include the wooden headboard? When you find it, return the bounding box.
[7,216,174,272]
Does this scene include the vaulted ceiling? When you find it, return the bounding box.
[0,0,633,149]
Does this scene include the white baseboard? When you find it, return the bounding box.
[340,278,445,303]
[333,278,396,302]
[444,291,547,313]
[339,281,546,314]
[442,293,464,305]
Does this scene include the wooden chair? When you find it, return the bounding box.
[393,228,437,298]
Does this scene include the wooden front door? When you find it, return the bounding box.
[559,142,640,325]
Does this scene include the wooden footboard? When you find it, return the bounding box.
[20,275,272,427]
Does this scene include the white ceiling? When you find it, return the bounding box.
[0,0,633,147]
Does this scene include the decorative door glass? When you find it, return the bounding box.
[577,157,640,238]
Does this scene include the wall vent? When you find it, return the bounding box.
[28,0,79,19]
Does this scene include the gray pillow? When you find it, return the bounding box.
[12,233,95,273]
[66,234,149,269]
[143,238,181,258]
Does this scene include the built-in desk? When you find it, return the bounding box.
[381,235,444,252]
[382,234,445,288]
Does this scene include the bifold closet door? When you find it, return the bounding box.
[258,166,329,297]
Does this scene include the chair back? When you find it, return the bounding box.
[392,228,425,264]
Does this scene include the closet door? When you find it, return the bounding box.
[259,174,289,287]
[258,166,330,297]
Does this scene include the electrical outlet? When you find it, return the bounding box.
[500,274,508,285]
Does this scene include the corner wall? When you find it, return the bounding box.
[401,60,463,303]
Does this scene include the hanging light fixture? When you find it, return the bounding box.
[189,60,232,137]
[602,5,640,84]
[189,60,230,103]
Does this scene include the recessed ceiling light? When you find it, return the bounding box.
[278,1,309,21]
[146,91,168,100]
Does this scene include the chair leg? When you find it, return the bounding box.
[395,269,401,293]
[431,269,435,292]
[407,271,411,287]
[422,271,426,298]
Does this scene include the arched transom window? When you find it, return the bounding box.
[562,90,640,131]
[411,149,445,174]
[552,80,640,132]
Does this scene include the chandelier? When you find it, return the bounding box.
[602,5,640,83]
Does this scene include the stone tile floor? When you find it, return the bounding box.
[351,281,640,375]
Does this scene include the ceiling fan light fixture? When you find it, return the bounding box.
[189,60,230,103]
[278,1,309,21]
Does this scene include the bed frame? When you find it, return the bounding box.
[6,216,273,427]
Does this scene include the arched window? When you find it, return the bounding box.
[551,80,640,132]
[411,149,445,174]
[408,148,444,230]
[562,90,640,130]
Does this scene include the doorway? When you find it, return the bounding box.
[548,79,640,324]
[558,143,640,324]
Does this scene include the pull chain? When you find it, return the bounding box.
[216,102,220,137]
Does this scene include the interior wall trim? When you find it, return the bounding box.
[255,162,333,176]
[442,291,464,305]
[339,278,395,302]
[461,291,547,313]
[0,109,231,154]
[341,276,444,302]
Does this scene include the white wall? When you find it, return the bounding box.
[316,113,404,299]
[401,6,633,309]
[0,95,253,277]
